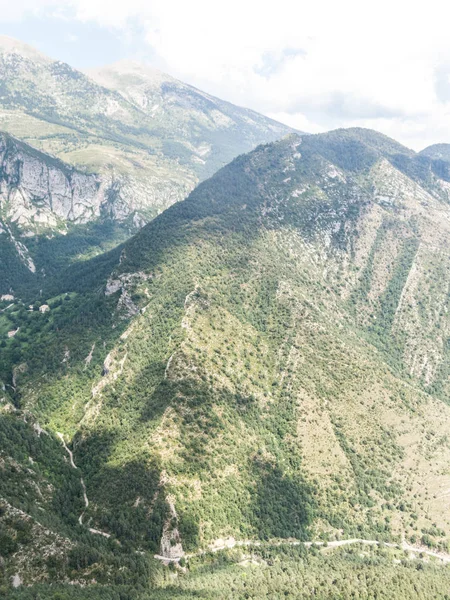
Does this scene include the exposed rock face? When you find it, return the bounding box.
[105,271,150,318]
[160,498,184,560]
[2,221,36,272]
[0,36,298,294]
[0,132,156,277]
[0,133,106,231]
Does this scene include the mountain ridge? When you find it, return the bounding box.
[0,35,51,64]
[420,142,450,161]
[0,35,295,192]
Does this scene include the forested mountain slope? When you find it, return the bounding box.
[3,128,450,595]
[420,143,450,161]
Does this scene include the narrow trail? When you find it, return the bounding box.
[57,432,77,469]
[0,303,14,313]
[57,432,110,538]
[155,537,450,565]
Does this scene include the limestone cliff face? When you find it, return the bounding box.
[159,498,184,560]
[0,131,197,236]
[0,133,107,231]
[0,132,155,276]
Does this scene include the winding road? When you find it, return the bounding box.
[55,433,450,565]
[155,536,450,565]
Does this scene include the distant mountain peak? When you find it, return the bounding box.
[0,36,296,296]
[313,127,415,155]
[104,58,168,77]
[0,34,51,64]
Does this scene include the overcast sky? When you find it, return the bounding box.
[1,0,450,150]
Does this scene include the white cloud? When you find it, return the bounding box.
[1,0,450,148]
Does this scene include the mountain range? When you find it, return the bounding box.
[0,35,293,295]
[2,35,450,600]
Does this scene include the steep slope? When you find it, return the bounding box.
[4,128,450,591]
[0,132,105,231]
[0,36,294,229]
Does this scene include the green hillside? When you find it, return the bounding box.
[420,143,450,161]
[2,128,450,596]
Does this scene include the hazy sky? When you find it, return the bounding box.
[1,0,450,150]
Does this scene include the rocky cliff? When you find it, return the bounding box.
[0,132,148,286]
[0,133,105,231]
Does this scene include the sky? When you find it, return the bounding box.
[1,0,450,150]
